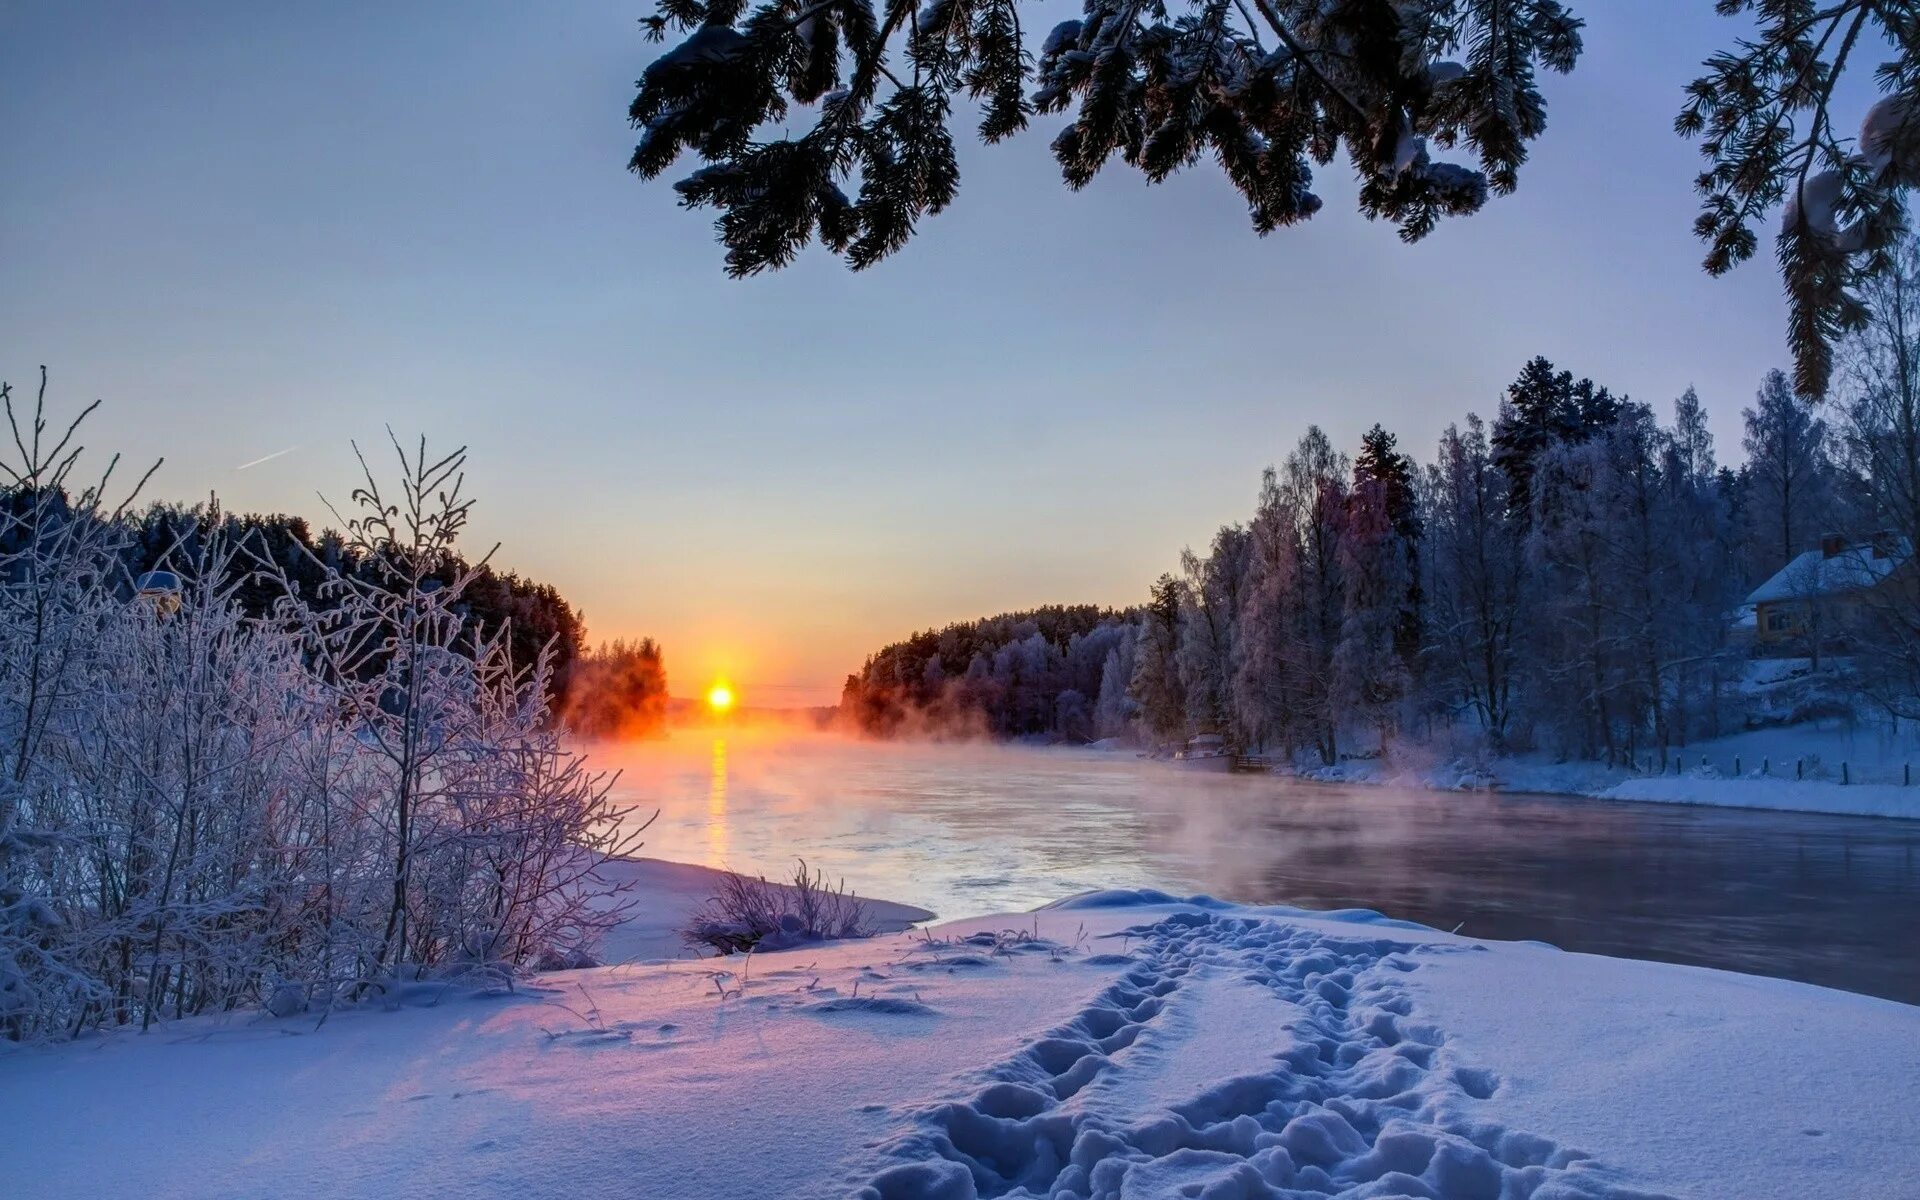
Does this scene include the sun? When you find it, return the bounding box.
[706,683,735,715]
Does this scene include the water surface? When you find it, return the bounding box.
[596,732,1920,1004]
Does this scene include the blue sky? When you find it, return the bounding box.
[0,1,1842,702]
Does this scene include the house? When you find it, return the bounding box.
[1747,532,1911,652]
[134,569,183,616]
[1172,732,1233,770]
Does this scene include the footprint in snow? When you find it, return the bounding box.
[853,911,1674,1200]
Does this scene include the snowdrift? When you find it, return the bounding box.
[2,887,1915,1199]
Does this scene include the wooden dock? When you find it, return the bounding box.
[1230,755,1276,773]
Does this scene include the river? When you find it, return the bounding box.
[593,731,1920,1003]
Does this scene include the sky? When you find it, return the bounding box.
[0,1,1862,705]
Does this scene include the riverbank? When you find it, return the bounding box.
[3,866,1915,1199]
[1177,721,1920,820]
[1274,753,1920,818]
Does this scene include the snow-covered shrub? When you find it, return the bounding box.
[0,374,161,1040]
[0,383,643,1040]
[682,859,871,955]
[258,435,644,1003]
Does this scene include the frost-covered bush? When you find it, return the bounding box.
[682,859,871,955]
[0,379,641,1041]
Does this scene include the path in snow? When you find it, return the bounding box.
[858,909,1668,1199]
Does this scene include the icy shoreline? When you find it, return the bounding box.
[1156,748,1920,820]
[3,868,1916,1199]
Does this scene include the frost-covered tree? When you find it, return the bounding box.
[1742,367,1833,575]
[1525,433,1624,759]
[1279,427,1350,763]
[1176,526,1250,736]
[1422,415,1523,744]
[1602,404,1681,762]
[629,0,1584,273]
[1832,236,1920,709]
[1053,687,1092,741]
[1092,636,1139,738]
[1334,478,1413,752]
[1661,387,1742,744]
[1232,467,1298,754]
[1130,574,1187,746]
[253,438,643,1001]
[1352,423,1421,670]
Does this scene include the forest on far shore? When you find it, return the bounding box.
[839,244,1920,767]
[103,501,668,739]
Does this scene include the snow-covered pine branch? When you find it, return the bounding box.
[629,0,1583,273]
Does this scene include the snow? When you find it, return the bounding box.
[1744,541,1908,605]
[1860,94,1912,173]
[1256,711,1920,820]
[587,855,934,963]
[1598,776,1920,819]
[3,882,1916,1199]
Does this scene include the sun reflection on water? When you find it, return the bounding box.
[706,737,729,864]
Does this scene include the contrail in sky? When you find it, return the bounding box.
[235,446,298,471]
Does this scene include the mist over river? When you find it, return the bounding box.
[592,731,1920,1003]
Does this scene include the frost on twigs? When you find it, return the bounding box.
[682,858,873,954]
[0,380,651,1043]
[629,0,1582,272]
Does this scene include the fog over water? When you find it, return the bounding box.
[591,730,1920,1003]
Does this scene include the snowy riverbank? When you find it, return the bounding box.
[3,871,1915,1199]
[1198,722,1920,820]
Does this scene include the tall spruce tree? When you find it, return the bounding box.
[1491,356,1621,523]
[1130,573,1188,745]
[1353,423,1421,668]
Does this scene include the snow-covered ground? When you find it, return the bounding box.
[1596,775,1920,818]
[1251,716,1920,820]
[1142,658,1920,820]
[4,877,1915,1199]
[588,855,933,963]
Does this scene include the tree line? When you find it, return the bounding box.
[40,495,671,739]
[843,241,1920,760]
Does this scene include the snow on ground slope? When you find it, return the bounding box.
[3,888,1916,1199]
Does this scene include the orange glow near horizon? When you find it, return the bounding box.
[706,683,736,715]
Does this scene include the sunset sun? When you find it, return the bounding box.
[705,683,735,715]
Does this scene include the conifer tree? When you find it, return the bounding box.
[629,0,1584,274]
[1681,2,1920,398]
[1490,356,1621,523]
[1353,423,1421,668]
[1129,573,1188,745]
[1334,479,1413,752]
